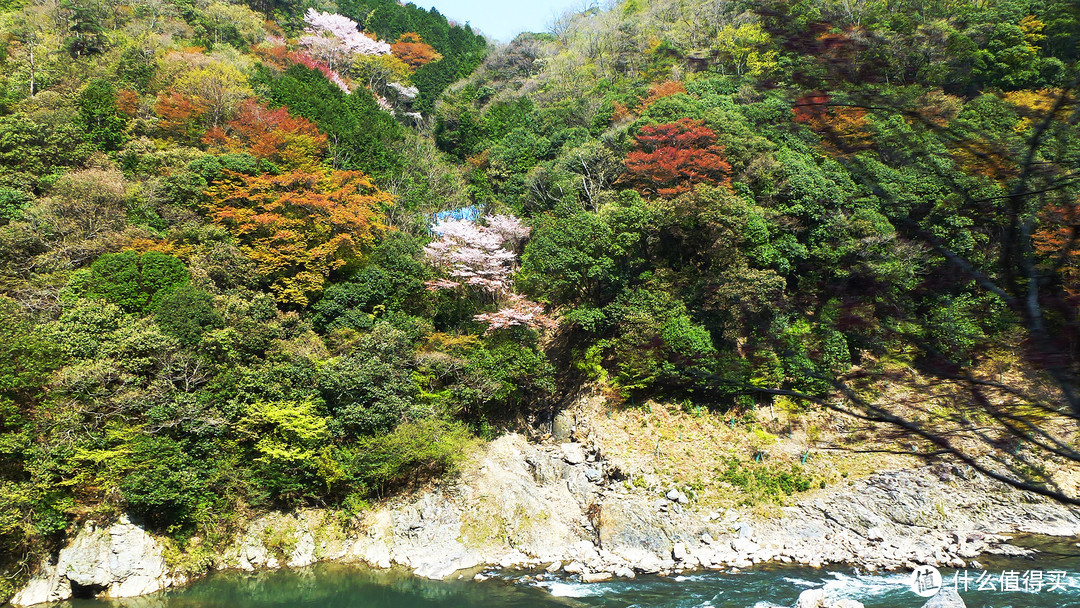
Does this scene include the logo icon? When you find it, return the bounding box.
[910,565,943,597]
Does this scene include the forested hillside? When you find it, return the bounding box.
[0,0,1077,600]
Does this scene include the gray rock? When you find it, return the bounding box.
[581,571,612,583]
[387,82,419,100]
[552,410,575,442]
[563,561,586,574]
[561,443,586,465]
[672,542,688,561]
[796,588,827,608]
[736,522,754,538]
[731,537,758,553]
[11,517,174,607]
[615,548,663,573]
[584,468,603,482]
[919,588,966,608]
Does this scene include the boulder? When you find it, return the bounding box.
[552,410,575,442]
[563,561,586,574]
[560,443,587,465]
[795,588,827,608]
[615,548,663,573]
[11,517,174,606]
[581,572,612,583]
[735,522,754,538]
[672,542,689,561]
[919,588,966,608]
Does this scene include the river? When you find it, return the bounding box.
[46,537,1080,608]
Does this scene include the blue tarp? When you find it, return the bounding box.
[431,206,480,228]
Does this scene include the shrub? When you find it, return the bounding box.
[87,251,189,312]
[344,419,474,495]
[717,457,812,504]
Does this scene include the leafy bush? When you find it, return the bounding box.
[317,322,425,438]
[87,251,189,313]
[717,457,813,503]
[0,188,31,224]
[344,419,474,494]
[120,435,213,532]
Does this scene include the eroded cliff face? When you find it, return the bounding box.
[10,516,184,606]
[11,432,1080,606]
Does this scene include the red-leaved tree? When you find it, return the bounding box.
[622,118,732,199]
[792,92,874,154]
[202,99,327,171]
[1035,198,1080,298]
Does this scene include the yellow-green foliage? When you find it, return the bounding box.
[238,399,329,464]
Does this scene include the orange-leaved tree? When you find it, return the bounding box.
[203,100,328,171]
[155,91,207,142]
[1035,198,1080,297]
[637,80,686,111]
[205,170,392,306]
[390,32,442,69]
[792,93,873,155]
[622,118,731,199]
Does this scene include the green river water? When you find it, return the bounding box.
[39,537,1080,608]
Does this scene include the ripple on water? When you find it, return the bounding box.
[819,570,912,599]
[538,580,608,598]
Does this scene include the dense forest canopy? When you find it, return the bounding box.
[0,0,1077,600]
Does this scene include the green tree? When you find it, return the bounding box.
[317,322,424,438]
[78,79,126,150]
[87,251,189,313]
[152,284,224,347]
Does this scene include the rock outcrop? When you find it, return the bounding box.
[10,516,181,607]
[341,436,1080,578]
[11,434,1080,605]
[220,510,349,572]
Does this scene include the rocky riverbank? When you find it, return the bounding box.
[9,433,1080,606]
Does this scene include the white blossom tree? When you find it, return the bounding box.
[424,214,552,334]
[299,9,391,74]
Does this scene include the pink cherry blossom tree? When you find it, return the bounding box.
[289,50,350,93]
[424,214,552,334]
